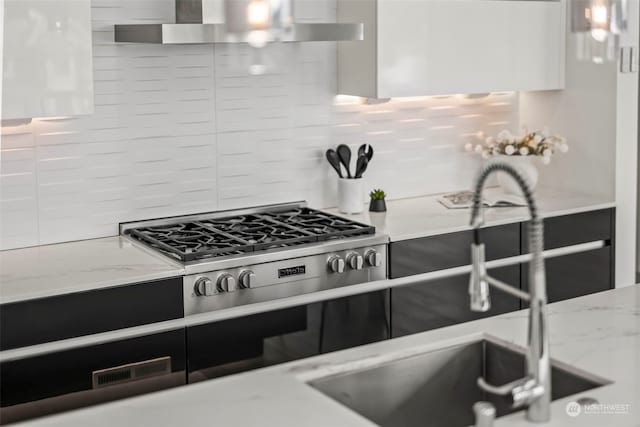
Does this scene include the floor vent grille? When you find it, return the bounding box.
[92,357,172,389]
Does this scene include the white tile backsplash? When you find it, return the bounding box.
[0,0,518,250]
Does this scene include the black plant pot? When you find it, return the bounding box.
[369,199,387,212]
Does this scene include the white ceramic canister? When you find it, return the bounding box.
[338,178,364,214]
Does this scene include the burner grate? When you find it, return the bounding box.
[199,215,318,251]
[125,207,375,262]
[264,208,376,240]
[128,223,252,262]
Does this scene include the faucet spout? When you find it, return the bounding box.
[469,243,491,312]
[469,161,551,423]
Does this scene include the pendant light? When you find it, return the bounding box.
[225,0,293,74]
[225,0,293,47]
[571,0,628,64]
[114,0,362,46]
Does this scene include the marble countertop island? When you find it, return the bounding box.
[18,285,640,427]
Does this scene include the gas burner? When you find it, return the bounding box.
[265,208,375,240]
[122,205,375,263]
[200,215,317,250]
[130,222,252,262]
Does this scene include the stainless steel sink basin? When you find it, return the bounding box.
[308,339,609,427]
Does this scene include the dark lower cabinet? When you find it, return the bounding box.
[0,330,186,425]
[522,247,613,304]
[187,290,390,382]
[391,266,520,337]
[522,209,614,251]
[389,224,521,277]
[390,208,615,338]
[0,277,185,425]
[521,209,614,304]
[390,224,521,338]
[0,277,184,350]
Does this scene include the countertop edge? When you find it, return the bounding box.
[0,269,185,305]
[0,236,185,305]
[387,201,617,242]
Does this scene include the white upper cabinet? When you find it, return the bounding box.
[2,0,94,120]
[338,0,566,98]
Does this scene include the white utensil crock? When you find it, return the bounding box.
[338,178,364,214]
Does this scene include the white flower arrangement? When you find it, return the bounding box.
[465,127,569,165]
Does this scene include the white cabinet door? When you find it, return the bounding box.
[338,0,566,98]
[2,0,94,120]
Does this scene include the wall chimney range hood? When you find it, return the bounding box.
[114,0,363,45]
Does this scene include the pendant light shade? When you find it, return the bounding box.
[224,0,294,74]
[114,0,362,45]
[571,0,628,63]
[225,0,293,46]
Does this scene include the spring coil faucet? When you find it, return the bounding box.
[469,161,551,424]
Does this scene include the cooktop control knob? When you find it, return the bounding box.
[194,277,215,296]
[327,255,345,274]
[365,250,383,267]
[347,252,364,270]
[238,270,256,289]
[217,273,237,293]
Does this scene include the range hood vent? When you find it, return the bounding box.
[114,0,363,44]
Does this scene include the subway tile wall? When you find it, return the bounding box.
[0,0,518,250]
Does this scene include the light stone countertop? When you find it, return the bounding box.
[0,187,614,305]
[17,285,640,427]
[325,186,615,241]
[0,237,184,304]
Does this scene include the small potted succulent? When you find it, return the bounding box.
[369,189,387,212]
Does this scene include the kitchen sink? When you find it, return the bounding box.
[308,338,609,427]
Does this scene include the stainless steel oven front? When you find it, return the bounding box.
[184,243,389,382]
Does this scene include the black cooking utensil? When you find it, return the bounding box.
[358,144,374,162]
[355,154,369,179]
[326,149,344,178]
[337,144,352,179]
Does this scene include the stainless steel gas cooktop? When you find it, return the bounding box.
[122,205,375,262]
[120,202,388,314]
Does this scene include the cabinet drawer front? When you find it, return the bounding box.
[391,265,520,337]
[522,209,613,252]
[0,330,186,413]
[187,306,308,373]
[522,247,612,304]
[389,224,520,278]
[0,277,183,350]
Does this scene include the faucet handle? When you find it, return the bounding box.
[477,377,519,396]
[478,376,544,409]
[473,401,496,427]
[511,378,545,408]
